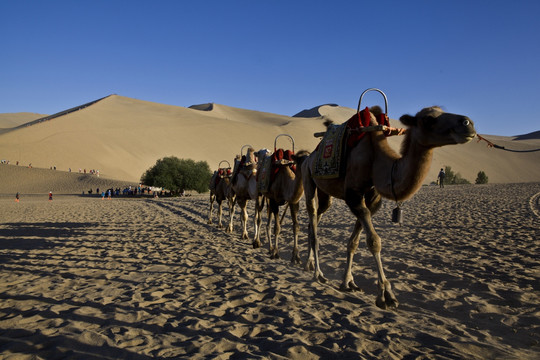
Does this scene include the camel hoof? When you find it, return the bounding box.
[340,281,360,292]
[252,241,261,249]
[207,220,212,224]
[303,261,314,272]
[270,251,280,259]
[315,273,328,284]
[290,254,301,265]
[376,292,399,310]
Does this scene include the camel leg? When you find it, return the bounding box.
[253,195,266,248]
[290,202,301,265]
[340,219,363,291]
[217,200,224,229]
[239,199,249,240]
[304,187,327,282]
[208,192,214,224]
[268,199,280,259]
[304,189,331,273]
[226,197,235,233]
[346,190,398,309]
[265,201,274,255]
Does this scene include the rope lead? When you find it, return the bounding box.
[476,134,540,153]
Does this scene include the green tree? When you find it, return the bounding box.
[475,171,489,184]
[444,166,471,185]
[141,156,212,193]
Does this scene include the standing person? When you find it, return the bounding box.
[49,191,53,201]
[438,168,446,188]
[107,189,111,200]
[15,192,20,203]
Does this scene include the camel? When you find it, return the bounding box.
[229,147,259,239]
[208,162,233,229]
[252,148,271,248]
[257,137,310,262]
[302,105,476,309]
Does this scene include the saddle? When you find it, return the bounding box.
[257,149,296,193]
[232,154,256,184]
[210,167,232,190]
[313,107,392,179]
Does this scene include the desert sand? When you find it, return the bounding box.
[0,180,539,359]
[0,95,539,358]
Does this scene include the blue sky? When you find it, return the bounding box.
[1,0,539,136]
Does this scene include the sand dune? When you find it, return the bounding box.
[0,182,538,358]
[0,94,539,187]
[0,165,137,195]
[0,113,47,135]
[1,94,539,359]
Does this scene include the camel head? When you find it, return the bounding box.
[255,148,271,161]
[399,106,476,148]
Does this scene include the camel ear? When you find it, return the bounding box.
[399,114,417,127]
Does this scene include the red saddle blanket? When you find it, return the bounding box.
[271,149,296,182]
[346,107,391,148]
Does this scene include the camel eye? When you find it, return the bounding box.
[463,119,470,126]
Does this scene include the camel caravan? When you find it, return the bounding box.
[207,88,476,308]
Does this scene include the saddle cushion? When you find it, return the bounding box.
[271,149,296,181]
[313,107,379,179]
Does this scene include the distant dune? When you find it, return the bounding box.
[0,94,539,193]
[0,112,48,134]
[0,165,137,195]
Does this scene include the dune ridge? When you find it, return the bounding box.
[0,94,538,185]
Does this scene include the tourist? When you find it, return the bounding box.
[438,168,446,188]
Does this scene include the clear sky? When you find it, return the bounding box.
[1,0,539,136]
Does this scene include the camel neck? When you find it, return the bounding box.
[372,132,433,201]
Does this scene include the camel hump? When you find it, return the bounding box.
[370,105,383,117]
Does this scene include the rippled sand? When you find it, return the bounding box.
[1,183,539,359]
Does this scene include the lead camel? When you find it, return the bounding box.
[302,105,476,309]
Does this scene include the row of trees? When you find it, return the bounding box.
[441,166,489,185]
[140,156,212,194]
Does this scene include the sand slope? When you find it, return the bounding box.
[0,183,538,358]
[0,113,48,134]
[0,95,538,184]
[0,165,137,195]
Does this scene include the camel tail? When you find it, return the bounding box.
[294,149,310,168]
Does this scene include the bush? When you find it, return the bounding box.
[475,171,489,184]
[444,166,471,185]
[141,156,212,194]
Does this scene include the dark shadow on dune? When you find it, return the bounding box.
[514,130,540,140]
[293,103,339,118]
[188,103,214,111]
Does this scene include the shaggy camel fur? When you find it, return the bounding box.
[229,148,258,239]
[262,150,310,262]
[302,106,476,309]
[208,171,233,229]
